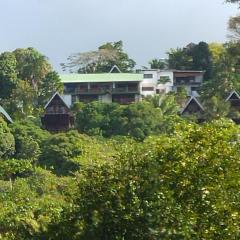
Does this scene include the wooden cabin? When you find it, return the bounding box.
[226,91,240,124]
[181,96,205,122]
[41,92,74,132]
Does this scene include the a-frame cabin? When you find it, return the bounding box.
[181,96,205,122]
[226,91,240,124]
[226,91,240,110]
[41,92,74,132]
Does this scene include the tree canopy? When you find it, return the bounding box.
[149,58,166,69]
[61,41,136,73]
[167,42,213,79]
[0,117,15,159]
[0,48,63,120]
[0,52,18,99]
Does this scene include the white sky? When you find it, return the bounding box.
[0,0,238,71]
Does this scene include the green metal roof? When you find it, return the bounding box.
[61,73,143,83]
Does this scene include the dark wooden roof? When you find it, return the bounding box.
[42,92,73,132]
[181,96,204,115]
[226,91,240,101]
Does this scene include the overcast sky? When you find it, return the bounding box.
[0,0,238,72]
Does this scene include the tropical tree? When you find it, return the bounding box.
[13,47,52,90]
[39,131,84,176]
[149,58,166,69]
[200,45,240,98]
[75,101,120,137]
[145,94,180,115]
[51,120,240,239]
[203,96,230,120]
[38,71,63,106]
[0,168,70,239]
[208,42,226,64]
[167,42,213,79]
[190,41,213,79]
[0,52,18,99]
[75,101,164,140]
[226,0,240,40]
[62,41,136,73]
[0,48,63,120]
[167,47,193,70]
[3,80,37,119]
[0,117,15,159]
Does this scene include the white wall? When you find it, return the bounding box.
[157,71,174,93]
[99,94,112,103]
[140,70,175,97]
[141,70,158,97]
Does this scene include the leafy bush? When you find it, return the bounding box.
[0,117,15,159]
[51,119,240,239]
[39,131,84,176]
[0,168,69,239]
[75,101,181,140]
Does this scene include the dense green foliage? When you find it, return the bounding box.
[0,52,18,99]
[149,58,166,69]
[0,117,15,159]
[0,48,63,119]
[48,120,240,239]
[39,131,83,176]
[75,98,182,140]
[167,42,213,79]
[0,119,240,239]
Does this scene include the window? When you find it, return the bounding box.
[144,74,153,79]
[191,87,199,91]
[142,87,154,91]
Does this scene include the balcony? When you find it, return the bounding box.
[174,77,202,86]
[74,86,139,95]
[112,86,139,94]
[75,88,107,94]
[175,80,201,86]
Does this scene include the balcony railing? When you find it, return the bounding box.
[74,87,139,94]
[175,80,201,86]
[112,87,139,93]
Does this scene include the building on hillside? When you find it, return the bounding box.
[61,71,143,105]
[226,91,240,124]
[140,69,174,96]
[41,92,74,132]
[0,106,13,124]
[140,69,204,97]
[181,96,205,122]
[172,70,204,96]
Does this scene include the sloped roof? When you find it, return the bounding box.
[225,90,240,101]
[0,106,13,123]
[44,92,70,110]
[109,65,122,73]
[60,73,143,83]
[181,96,204,114]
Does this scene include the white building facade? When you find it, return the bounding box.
[140,69,204,97]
